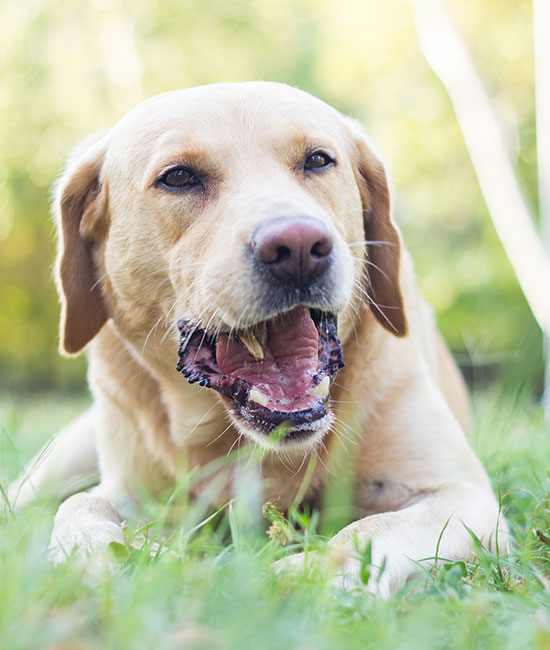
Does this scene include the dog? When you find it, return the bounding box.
[7,81,507,597]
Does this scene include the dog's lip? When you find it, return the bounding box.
[175,306,344,436]
[225,401,333,445]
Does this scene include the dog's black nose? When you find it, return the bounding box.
[252,217,333,287]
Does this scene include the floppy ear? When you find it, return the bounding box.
[54,131,110,356]
[347,122,408,337]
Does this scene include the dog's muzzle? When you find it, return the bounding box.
[175,216,346,443]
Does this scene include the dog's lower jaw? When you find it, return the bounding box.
[228,408,334,451]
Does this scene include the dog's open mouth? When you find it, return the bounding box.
[176,306,344,438]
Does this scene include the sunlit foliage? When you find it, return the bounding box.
[0,0,540,392]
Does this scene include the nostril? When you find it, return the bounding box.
[274,245,291,264]
[311,238,332,258]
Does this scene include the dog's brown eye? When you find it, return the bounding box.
[304,151,334,171]
[160,167,201,189]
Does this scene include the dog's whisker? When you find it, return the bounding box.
[331,430,349,455]
[344,293,362,343]
[331,380,350,393]
[161,295,184,329]
[141,312,167,357]
[206,420,234,448]
[331,423,356,452]
[89,271,109,293]
[179,318,206,357]
[347,239,394,248]
[180,402,221,442]
[317,437,330,457]
[332,414,361,438]
[178,303,213,357]
[351,282,399,334]
[288,448,310,479]
[363,259,392,284]
[312,446,332,477]
[226,433,243,458]
[243,441,267,473]
[276,450,296,474]
[193,309,220,363]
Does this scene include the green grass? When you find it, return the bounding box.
[0,390,549,650]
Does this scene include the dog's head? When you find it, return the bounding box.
[54,82,407,449]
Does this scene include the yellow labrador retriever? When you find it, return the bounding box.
[8,82,506,596]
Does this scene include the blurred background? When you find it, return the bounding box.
[0,0,542,397]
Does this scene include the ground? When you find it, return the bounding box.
[0,389,549,650]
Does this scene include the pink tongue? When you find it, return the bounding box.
[216,307,319,403]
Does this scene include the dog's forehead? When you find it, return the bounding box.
[117,82,341,133]
[105,82,347,175]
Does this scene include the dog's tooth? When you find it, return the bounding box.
[239,331,265,360]
[306,376,330,399]
[249,388,270,407]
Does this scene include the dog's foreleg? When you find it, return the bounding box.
[276,372,511,597]
[277,483,508,598]
[325,484,508,597]
[6,406,99,510]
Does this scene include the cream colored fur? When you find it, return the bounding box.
[8,82,506,596]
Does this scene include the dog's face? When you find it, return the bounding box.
[54,82,406,449]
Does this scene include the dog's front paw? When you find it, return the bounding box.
[273,550,313,575]
[273,547,351,583]
[327,546,411,598]
[49,492,125,580]
[274,544,411,598]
